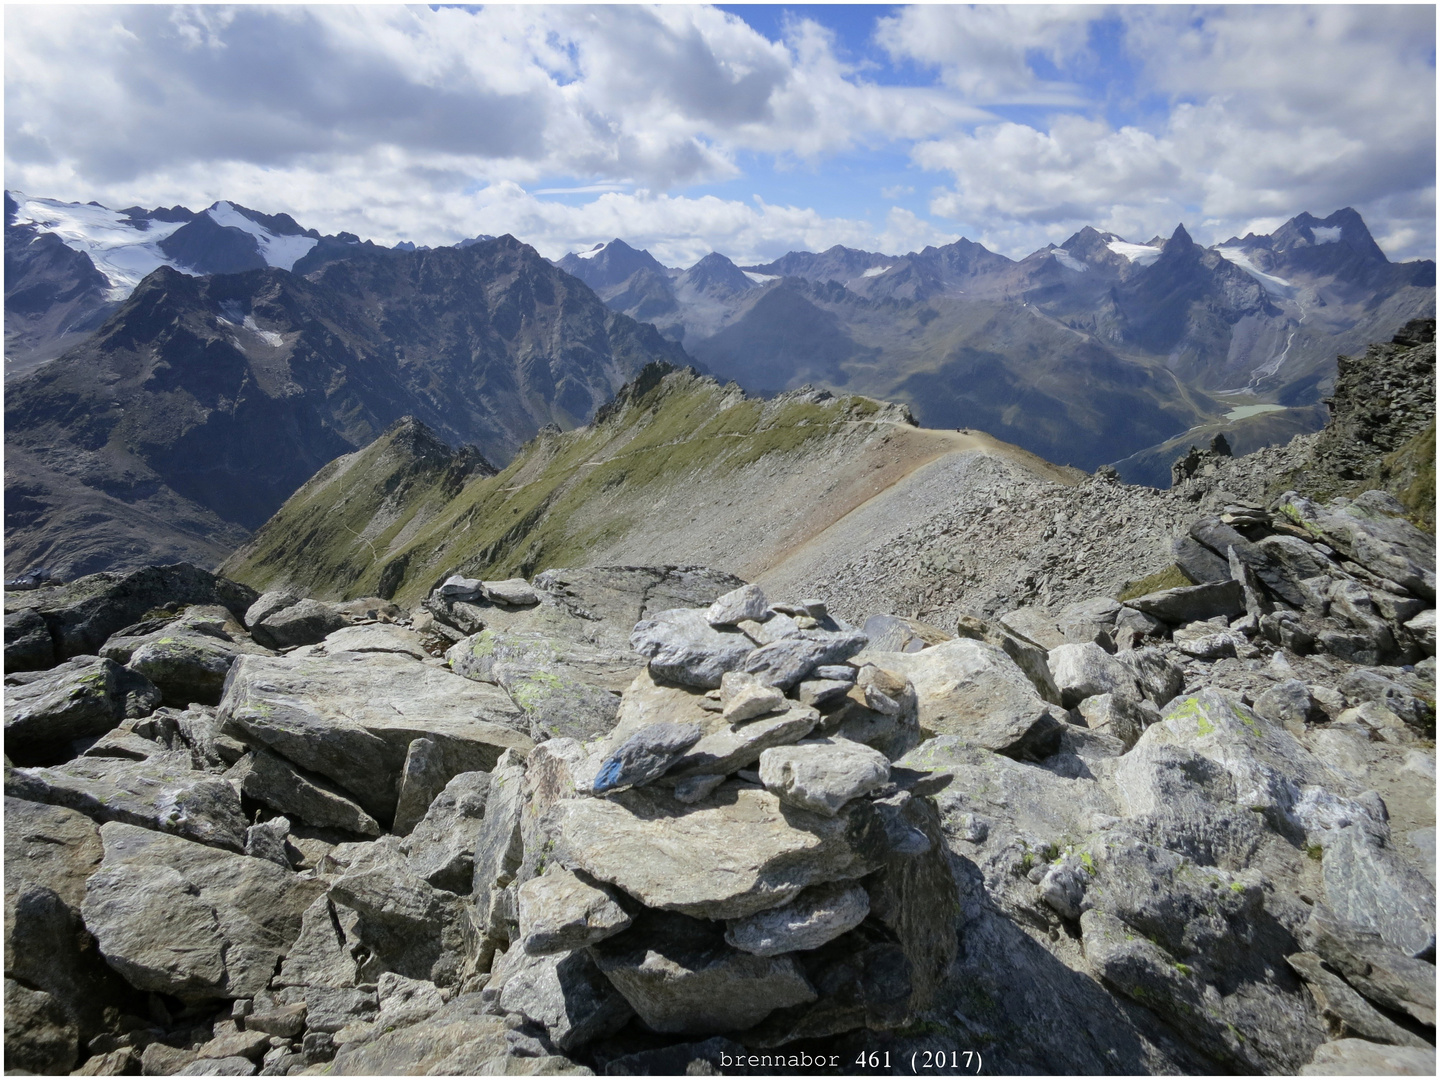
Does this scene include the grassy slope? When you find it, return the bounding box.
[222,367,893,606]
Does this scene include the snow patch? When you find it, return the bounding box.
[1215,247,1295,295]
[1311,226,1342,244]
[1051,250,1089,273]
[243,315,284,348]
[860,264,893,278]
[207,202,317,271]
[744,272,779,284]
[9,193,187,299]
[1106,240,1162,266]
[573,243,606,259]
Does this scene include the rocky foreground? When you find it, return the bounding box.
[3,483,1437,1075]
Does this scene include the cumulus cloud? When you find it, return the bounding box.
[4,4,1434,264]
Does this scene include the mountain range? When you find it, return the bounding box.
[4,191,1433,581]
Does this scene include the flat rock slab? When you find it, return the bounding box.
[230,749,381,837]
[517,869,632,956]
[81,822,324,1001]
[220,653,531,822]
[7,752,249,851]
[315,624,430,660]
[554,781,885,920]
[1124,580,1245,626]
[725,881,869,956]
[5,657,162,763]
[667,705,820,779]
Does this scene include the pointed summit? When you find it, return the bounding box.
[1164,223,1195,253]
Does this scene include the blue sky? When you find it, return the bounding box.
[5,4,1435,265]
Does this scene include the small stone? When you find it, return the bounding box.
[705,584,769,626]
[590,722,703,794]
[758,738,890,816]
[672,774,726,804]
[794,678,853,707]
[245,1002,307,1039]
[483,579,538,606]
[1254,680,1321,733]
[724,881,870,956]
[719,672,786,722]
[812,664,856,682]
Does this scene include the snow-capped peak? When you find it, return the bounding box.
[1106,239,1163,267]
[206,202,317,271]
[573,242,607,260]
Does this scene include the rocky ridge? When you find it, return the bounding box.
[5,464,1436,1074]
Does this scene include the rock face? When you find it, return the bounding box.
[4,656,162,764]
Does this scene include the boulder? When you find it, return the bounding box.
[738,629,868,690]
[1076,693,1156,750]
[4,656,162,764]
[1299,901,1437,1026]
[495,946,633,1052]
[81,822,324,1000]
[4,608,54,673]
[860,614,950,654]
[250,599,347,650]
[4,979,79,1074]
[1404,609,1435,655]
[554,781,888,920]
[244,591,301,629]
[1171,535,1230,585]
[591,722,703,794]
[324,994,509,1075]
[758,739,889,816]
[706,584,769,626]
[953,613,1062,704]
[1114,647,1185,707]
[1046,642,1143,709]
[446,628,636,742]
[1286,952,1431,1047]
[472,751,527,935]
[245,815,292,868]
[392,737,449,836]
[484,578,539,606]
[1057,597,1121,646]
[401,770,491,893]
[229,749,382,837]
[7,752,249,851]
[719,671,786,722]
[1254,680,1322,733]
[1321,825,1436,959]
[4,564,256,663]
[219,653,531,823]
[860,639,1063,759]
[1123,580,1245,626]
[315,624,429,660]
[628,608,753,689]
[666,705,820,779]
[724,881,869,956]
[517,870,632,955]
[588,909,816,1035]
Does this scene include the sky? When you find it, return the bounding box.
[5,3,1436,267]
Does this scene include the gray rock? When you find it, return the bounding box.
[1338,669,1433,730]
[738,611,801,646]
[629,608,753,689]
[591,721,702,793]
[446,629,636,743]
[176,1055,257,1075]
[1281,491,1436,602]
[244,815,292,868]
[495,947,632,1051]
[275,985,378,1033]
[758,739,889,816]
[1300,1039,1436,1076]
[1321,824,1436,959]
[1254,680,1322,733]
[1404,608,1435,655]
[705,584,769,626]
[251,599,346,650]
[860,614,948,654]
[229,748,382,837]
[1047,642,1143,708]
[554,781,887,920]
[1057,596,1121,646]
[4,977,79,1074]
[1287,952,1431,1047]
[81,821,324,1000]
[738,629,868,690]
[245,591,301,629]
[317,624,429,660]
[5,564,256,663]
[4,656,162,763]
[813,664,856,682]
[473,751,527,936]
[724,881,869,956]
[953,613,1063,705]
[375,971,447,1031]
[220,653,531,823]
[666,705,820,779]
[118,626,257,708]
[437,575,485,600]
[392,737,448,836]
[1076,693,1157,750]
[1114,646,1185,706]
[589,909,816,1035]
[245,1001,307,1039]
[1299,902,1437,1026]
[1172,626,1243,660]
[794,678,853,707]
[484,578,539,606]
[324,994,508,1075]
[1172,534,1231,584]
[517,870,632,956]
[600,1037,745,1077]
[195,1029,272,1061]
[401,770,491,893]
[719,671,786,722]
[1190,515,1307,607]
[5,608,55,673]
[1124,579,1245,625]
[6,752,248,851]
[862,639,1063,759]
[1114,605,1168,641]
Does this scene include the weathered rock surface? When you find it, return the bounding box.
[1124,579,1245,625]
[220,653,531,822]
[517,870,632,956]
[629,608,753,688]
[229,749,382,837]
[724,881,869,956]
[4,656,162,764]
[1047,641,1143,708]
[495,945,633,1051]
[758,739,889,816]
[705,583,769,626]
[400,770,491,893]
[590,722,702,794]
[250,598,347,650]
[81,822,324,1000]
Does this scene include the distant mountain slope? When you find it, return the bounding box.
[221,363,1084,606]
[565,210,1433,478]
[4,237,689,579]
